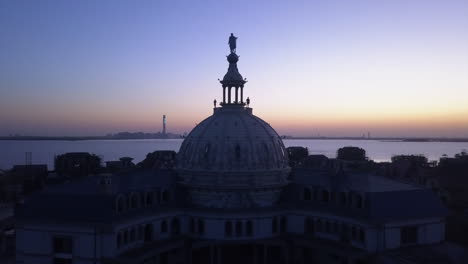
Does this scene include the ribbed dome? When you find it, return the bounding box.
[176,106,290,208]
[177,106,288,171]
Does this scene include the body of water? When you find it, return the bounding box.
[0,139,467,170]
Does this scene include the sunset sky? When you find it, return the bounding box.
[1,0,468,137]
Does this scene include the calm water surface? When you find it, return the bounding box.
[0,139,467,170]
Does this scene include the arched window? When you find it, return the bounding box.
[356,194,363,208]
[198,219,205,234]
[125,196,130,210]
[340,192,347,206]
[161,190,169,203]
[341,223,349,237]
[161,220,168,233]
[145,192,154,206]
[117,233,122,248]
[190,218,196,233]
[322,190,329,202]
[123,230,129,244]
[246,220,253,236]
[138,225,143,240]
[303,188,311,201]
[155,189,161,204]
[171,218,181,235]
[316,219,322,232]
[225,221,232,237]
[312,189,318,200]
[280,217,287,233]
[131,193,139,209]
[116,196,125,213]
[272,217,278,234]
[325,221,330,233]
[305,218,314,234]
[236,221,243,237]
[144,224,153,242]
[359,228,365,243]
[351,226,357,240]
[130,228,136,242]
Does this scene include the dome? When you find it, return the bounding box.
[177,106,289,171]
[176,34,290,209]
[177,106,290,209]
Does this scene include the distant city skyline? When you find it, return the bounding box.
[1,0,468,137]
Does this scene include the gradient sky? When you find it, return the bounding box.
[1,0,468,137]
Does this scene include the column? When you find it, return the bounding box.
[240,87,243,104]
[235,87,239,103]
[228,87,232,104]
[223,86,226,104]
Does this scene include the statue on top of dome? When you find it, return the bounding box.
[229,33,237,54]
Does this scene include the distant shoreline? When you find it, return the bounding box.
[1,136,468,142]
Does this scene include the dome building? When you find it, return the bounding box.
[177,41,290,208]
[15,35,449,264]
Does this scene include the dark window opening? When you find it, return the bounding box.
[322,190,330,202]
[356,195,363,208]
[144,224,153,242]
[305,218,314,234]
[53,237,73,254]
[236,221,243,236]
[131,194,139,209]
[340,192,347,205]
[171,218,181,235]
[53,258,72,264]
[246,220,253,236]
[359,229,366,243]
[303,188,311,201]
[272,218,278,234]
[280,217,287,233]
[225,221,232,237]
[190,218,196,233]
[146,192,154,206]
[401,226,418,244]
[161,220,168,233]
[198,219,205,234]
[117,233,122,248]
[161,190,169,203]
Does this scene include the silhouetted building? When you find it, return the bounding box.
[106,157,135,173]
[138,151,176,169]
[15,35,450,264]
[54,152,102,177]
[337,146,367,161]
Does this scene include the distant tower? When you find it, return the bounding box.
[163,115,167,135]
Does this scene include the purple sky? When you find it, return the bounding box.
[1,0,468,137]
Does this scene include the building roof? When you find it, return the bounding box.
[285,168,448,223]
[15,169,177,224]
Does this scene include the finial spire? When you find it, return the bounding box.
[220,34,247,106]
